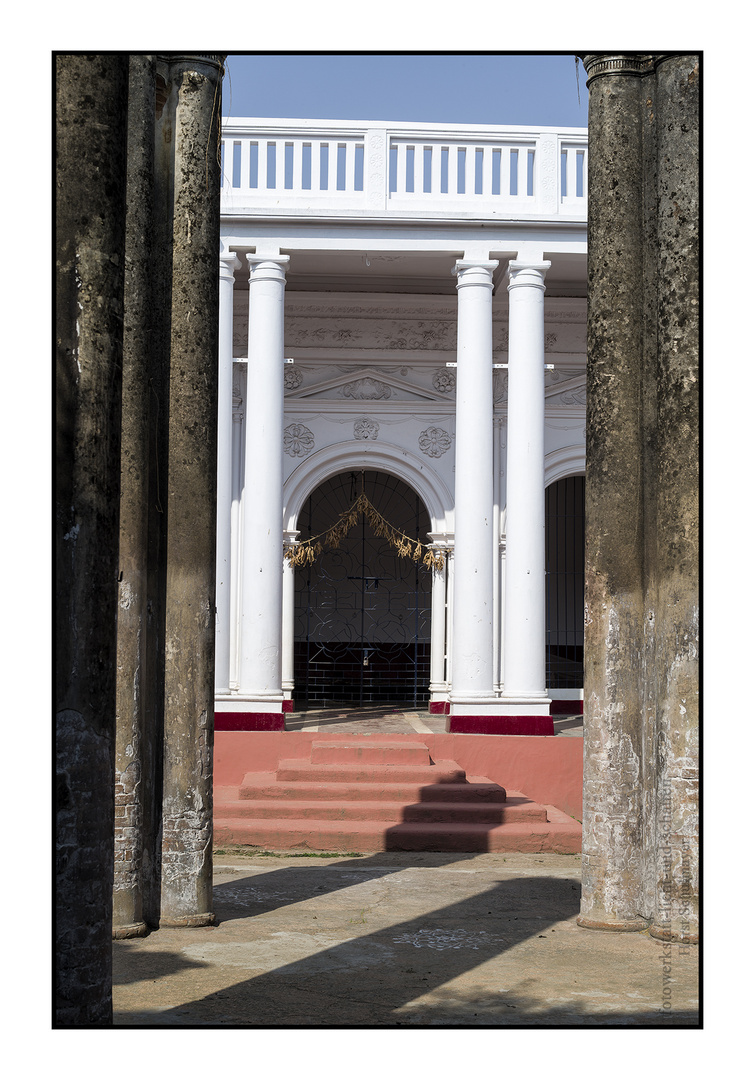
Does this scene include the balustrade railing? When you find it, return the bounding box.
[221,119,587,220]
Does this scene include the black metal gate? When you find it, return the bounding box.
[545,475,585,688]
[294,471,432,708]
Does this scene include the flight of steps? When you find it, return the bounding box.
[214,739,581,854]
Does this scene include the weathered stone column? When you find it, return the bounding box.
[215,251,241,696]
[113,53,157,940]
[577,54,699,942]
[56,53,128,1025]
[649,55,699,944]
[578,54,650,933]
[158,53,225,928]
[235,252,290,729]
[499,260,551,718]
[448,259,498,720]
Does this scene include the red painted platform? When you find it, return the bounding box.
[214,735,582,854]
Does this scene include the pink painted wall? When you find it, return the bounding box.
[215,730,583,820]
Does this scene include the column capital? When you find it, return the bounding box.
[247,253,290,283]
[219,251,241,284]
[579,54,674,85]
[507,261,551,291]
[283,529,300,549]
[454,259,499,288]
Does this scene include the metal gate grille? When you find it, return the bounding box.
[545,475,585,688]
[294,471,432,708]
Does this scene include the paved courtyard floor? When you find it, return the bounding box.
[112,850,698,1027]
[283,706,584,737]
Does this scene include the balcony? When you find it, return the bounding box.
[221,118,587,223]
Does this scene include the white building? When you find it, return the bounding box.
[215,117,587,735]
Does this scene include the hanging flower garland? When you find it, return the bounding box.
[286,491,445,571]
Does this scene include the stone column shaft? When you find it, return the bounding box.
[56,52,129,1026]
[114,53,157,940]
[159,54,224,927]
[449,259,498,707]
[238,254,289,717]
[500,261,551,709]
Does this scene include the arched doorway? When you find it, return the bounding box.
[545,474,585,691]
[293,470,432,709]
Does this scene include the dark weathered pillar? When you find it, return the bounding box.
[578,54,699,942]
[113,54,157,939]
[578,54,650,933]
[157,54,225,927]
[56,53,128,1024]
[649,55,699,944]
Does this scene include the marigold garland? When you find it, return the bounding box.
[286,491,445,571]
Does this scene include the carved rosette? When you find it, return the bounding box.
[353,418,379,441]
[284,366,303,391]
[283,423,315,457]
[418,427,452,458]
[432,368,456,394]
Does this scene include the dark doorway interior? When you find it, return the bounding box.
[294,470,432,708]
[545,474,585,688]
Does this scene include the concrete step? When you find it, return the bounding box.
[237,773,508,804]
[273,758,468,785]
[213,812,581,854]
[215,792,543,825]
[309,739,431,766]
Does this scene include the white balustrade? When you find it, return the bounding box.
[221,119,587,221]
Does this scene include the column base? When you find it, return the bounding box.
[159,912,216,929]
[428,700,450,715]
[215,712,286,731]
[447,714,554,735]
[215,695,286,730]
[282,698,294,713]
[649,925,699,945]
[577,914,650,933]
[112,921,150,940]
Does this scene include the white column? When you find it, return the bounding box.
[449,259,499,711]
[492,415,503,694]
[281,530,299,707]
[215,251,240,694]
[236,253,290,711]
[500,260,551,713]
[427,535,450,707]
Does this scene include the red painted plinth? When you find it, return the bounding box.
[282,699,294,713]
[550,699,583,715]
[428,701,448,714]
[215,712,285,732]
[448,715,555,736]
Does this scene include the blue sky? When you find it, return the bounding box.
[223,54,588,128]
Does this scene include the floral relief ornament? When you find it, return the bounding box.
[284,366,303,390]
[432,368,456,394]
[283,423,315,457]
[354,418,379,440]
[418,427,452,458]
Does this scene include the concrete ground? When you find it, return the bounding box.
[112,850,698,1027]
[284,706,584,737]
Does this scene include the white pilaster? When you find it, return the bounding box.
[282,531,299,703]
[427,535,451,703]
[215,251,240,694]
[500,260,552,714]
[237,253,290,710]
[449,259,499,711]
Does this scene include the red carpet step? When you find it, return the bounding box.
[214,738,581,854]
